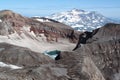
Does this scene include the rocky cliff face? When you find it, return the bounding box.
[0,10,79,53]
[0,10,79,41]
[72,23,120,80]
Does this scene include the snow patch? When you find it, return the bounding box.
[0,19,2,22]
[72,24,84,28]
[93,20,98,23]
[22,26,31,31]
[0,62,22,69]
[36,19,51,22]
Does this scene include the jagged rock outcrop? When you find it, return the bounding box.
[71,23,120,80]
[73,23,120,50]
[74,39,120,80]
[46,23,120,80]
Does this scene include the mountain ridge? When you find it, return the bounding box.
[47,8,118,31]
[0,10,78,53]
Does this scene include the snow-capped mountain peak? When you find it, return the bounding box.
[47,9,115,32]
[70,8,90,15]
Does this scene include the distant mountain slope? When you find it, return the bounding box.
[47,8,116,31]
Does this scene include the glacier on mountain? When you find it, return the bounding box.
[47,9,115,31]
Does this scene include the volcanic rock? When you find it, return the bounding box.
[0,10,120,80]
[71,23,120,80]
